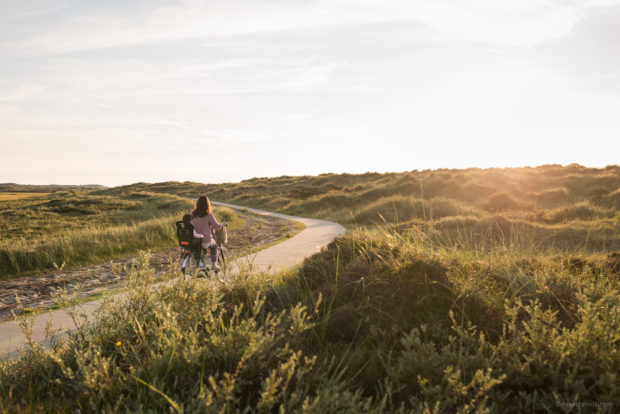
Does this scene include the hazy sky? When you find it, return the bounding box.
[1,0,619,185]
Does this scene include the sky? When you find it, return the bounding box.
[1,0,619,186]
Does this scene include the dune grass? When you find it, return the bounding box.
[0,191,241,278]
[104,165,619,222]
[106,164,620,251]
[0,213,181,277]
[0,165,617,411]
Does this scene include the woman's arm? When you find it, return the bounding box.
[207,213,225,231]
[193,229,204,239]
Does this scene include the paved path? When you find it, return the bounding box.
[0,203,345,358]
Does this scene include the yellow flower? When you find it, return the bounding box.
[116,341,122,347]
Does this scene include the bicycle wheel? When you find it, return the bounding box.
[216,245,231,283]
[182,251,200,276]
[217,245,229,267]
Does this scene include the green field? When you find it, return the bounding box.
[1,165,618,412]
[0,190,240,278]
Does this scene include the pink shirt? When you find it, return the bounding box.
[191,213,223,246]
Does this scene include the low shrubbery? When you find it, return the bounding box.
[215,206,240,226]
[1,230,618,412]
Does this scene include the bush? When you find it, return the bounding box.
[214,206,239,225]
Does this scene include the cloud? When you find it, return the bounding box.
[2,0,620,185]
[0,1,384,56]
[1,0,595,58]
[277,62,346,92]
[0,83,45,101]
[78,99,265,147]
[0,105,19,114]
[529,5,620,93]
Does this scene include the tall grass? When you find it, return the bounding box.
[0,214,180,278]
[0,189,236,278]
[0,191,193,242]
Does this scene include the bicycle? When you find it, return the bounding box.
[177,222,229,279]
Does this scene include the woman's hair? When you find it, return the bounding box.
[192,195,212,218]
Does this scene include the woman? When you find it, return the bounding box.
[191,195,227,271]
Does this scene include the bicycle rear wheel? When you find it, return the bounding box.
[182,251,200,276]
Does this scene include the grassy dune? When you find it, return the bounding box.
[111,164,620,251]
[1,165,618,412]
[105,164,619,218]
[0,191,238,278]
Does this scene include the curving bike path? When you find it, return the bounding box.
[0,202,345,358]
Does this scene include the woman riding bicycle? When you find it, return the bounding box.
[191,195,227,272]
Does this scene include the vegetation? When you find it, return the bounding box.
[0,193,50,201]
[0,184,104,193]
[0,165,618,412]
[0,191,237,278]
[107,164,620,251]
[1,231,617,412]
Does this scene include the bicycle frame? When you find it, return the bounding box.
[180,236,229,277]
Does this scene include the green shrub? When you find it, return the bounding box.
[214,206,239,225]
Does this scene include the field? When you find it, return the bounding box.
[106,164,620,252]
[1,165,618,412]
[0,193,49,201]
[0,189,247,278]
[0,184,104,193]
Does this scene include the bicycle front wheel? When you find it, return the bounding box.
[216,246,231,283]
[217,245,229,267]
